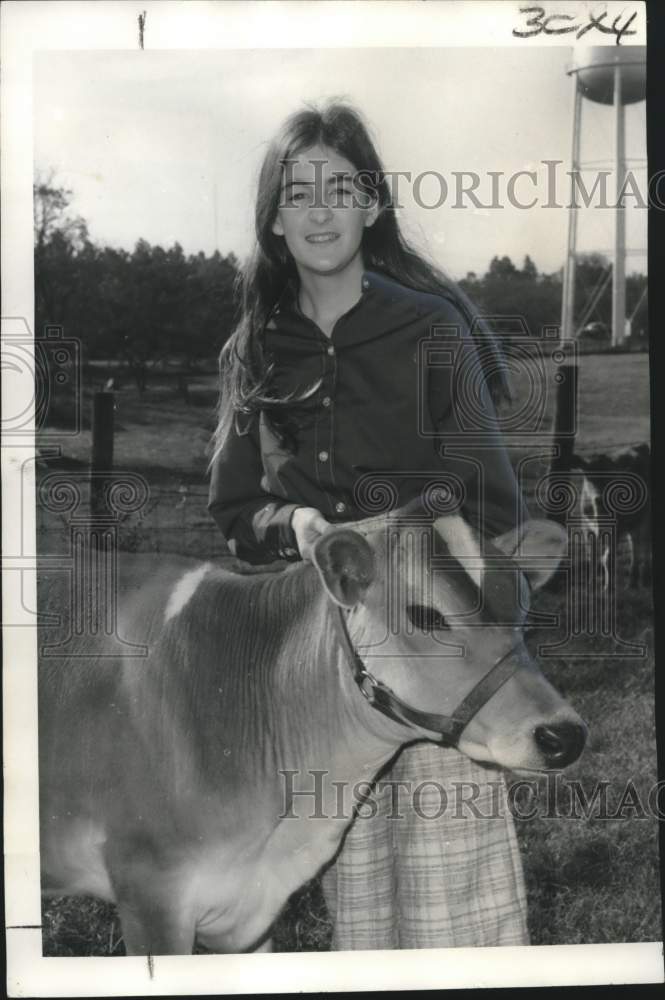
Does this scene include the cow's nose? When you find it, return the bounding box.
[534,721,587,768]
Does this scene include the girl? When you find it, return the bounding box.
[208,102,529,950]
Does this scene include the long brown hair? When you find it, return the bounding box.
[210,101,510,461]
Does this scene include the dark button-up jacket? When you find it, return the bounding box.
[208,270,526,562]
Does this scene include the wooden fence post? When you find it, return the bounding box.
[548,359,579,527]
[91,391,115,516]
[552,360,578,474]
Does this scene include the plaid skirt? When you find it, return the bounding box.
[320,742,529,950]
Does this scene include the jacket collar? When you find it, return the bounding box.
[267,269,449,346]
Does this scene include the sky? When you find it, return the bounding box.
[33,46,647,279]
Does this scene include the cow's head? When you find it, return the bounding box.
[312,513,587,773]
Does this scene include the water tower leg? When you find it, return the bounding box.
[612,63,626,348]
[561,76,582,343]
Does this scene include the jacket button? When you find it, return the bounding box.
[335,501,346,514]
[327,345,335,356]
[284,547,298,557]
[322,396,331,407]
[318,450,329,462]
[362,278,370,290]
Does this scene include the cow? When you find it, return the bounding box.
[573,444,651,591]
[39,507,587,956]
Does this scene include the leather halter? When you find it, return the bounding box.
[331,604,526,747]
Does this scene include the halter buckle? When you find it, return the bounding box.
[358,669,379,703]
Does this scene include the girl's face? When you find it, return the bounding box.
[271,144,378,278]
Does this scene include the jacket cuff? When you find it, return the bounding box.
[252,501,302,560]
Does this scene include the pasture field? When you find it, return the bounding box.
[40,351,653,479]
[37,351,660,954]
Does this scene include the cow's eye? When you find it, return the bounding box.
[406,604,450,632]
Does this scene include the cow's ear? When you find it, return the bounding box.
[491,519,568,590]
[311,529,375,608]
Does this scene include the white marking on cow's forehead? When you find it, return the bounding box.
[433,515,484,587]
[164,563,212,622]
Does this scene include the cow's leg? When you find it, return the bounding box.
[195,926,274,954]
[105,844,197,955]
[116,896,196,956]
[252,935,274,952]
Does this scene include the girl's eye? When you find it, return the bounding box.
[284,187,313,206]
[333,185,353,202]
[406,604,451,632]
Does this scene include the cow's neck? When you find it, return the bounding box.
[268,564,411,772]
[236,568,411,882]
[250,565,405,761]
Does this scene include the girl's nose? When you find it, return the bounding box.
[308,200,333,223]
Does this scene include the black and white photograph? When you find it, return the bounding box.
[2,0,661,994]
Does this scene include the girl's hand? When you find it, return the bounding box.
[291,506,331,561]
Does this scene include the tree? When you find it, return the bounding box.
[487,255,518,280]
[33,173,242,389]
[521,255,538,280]
[460,254,562,339]
[460,251,646,346]
[33,173,94,341]
[572,252,611,329]
[106,240,239,391]
[34,170,88,252]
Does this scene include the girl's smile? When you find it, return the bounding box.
[305,232,340,244]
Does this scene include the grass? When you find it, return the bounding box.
[38,352,660,954]
[44,351,652,481]
[574,353,652,454]
[39,373,219,485]
[513,579,660,945]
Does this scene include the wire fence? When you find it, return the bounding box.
[36,480,229,560]
[36,468,575,563]
[113,486,227,558]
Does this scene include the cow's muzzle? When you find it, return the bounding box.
[534,720,588,768]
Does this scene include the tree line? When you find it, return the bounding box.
[460,254,648,346]
[34,177,648,390]
[34,177,240,391]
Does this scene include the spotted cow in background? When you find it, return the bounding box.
[572,444,651,590]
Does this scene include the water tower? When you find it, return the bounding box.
[561,46,646,347]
